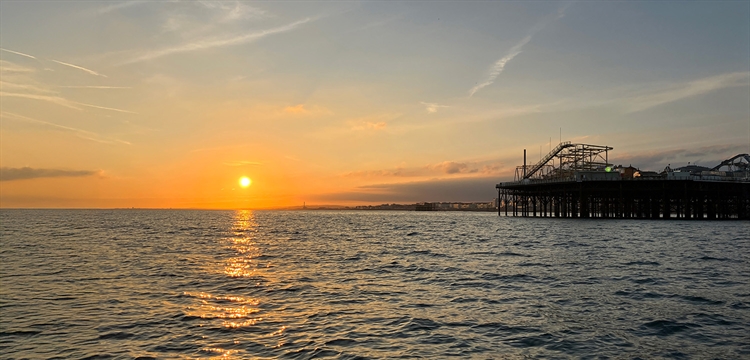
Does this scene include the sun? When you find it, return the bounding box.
[239,177,252,188]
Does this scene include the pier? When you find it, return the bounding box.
[496,143,750,220]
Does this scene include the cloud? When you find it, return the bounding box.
[1,92,137,114]
[74,102,139,114]
[1,81,56,94]
[420,102,450,114]
[97,1,147,14]
[197,1,267,23]
[58,85,131,89]
[343,159,507,180]
[613,143,747,171]
[0,60,36,73]
[351,121,387,131]
[433,161,477,174]
[314,177,501,203]
[1,112,131,145]
[0,48,36,59]
[121,18,311,64]
[283,104,332,117]
[0,92,82,110]
[50,60,107,77]
[1,167,99,181]
[284,104,308,114]
[625,72,750,113]
[469,3,571,97]
[469,35,531,97]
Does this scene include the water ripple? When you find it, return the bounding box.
[1,210,748,358]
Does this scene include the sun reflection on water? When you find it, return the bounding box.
[180,210,281,358]
[224,210,262,278]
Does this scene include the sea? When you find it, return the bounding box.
[1,209,748,359]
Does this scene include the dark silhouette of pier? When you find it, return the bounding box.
[496,143,750,220]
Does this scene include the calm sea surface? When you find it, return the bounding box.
[1,210,748,359]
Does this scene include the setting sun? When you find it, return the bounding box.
[239,177,252,188]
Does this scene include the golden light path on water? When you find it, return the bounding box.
[181,210,284,358]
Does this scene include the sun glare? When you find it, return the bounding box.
[239,177,252,188]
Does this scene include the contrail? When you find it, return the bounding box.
[0,92,82,110]
[0,48,36,59]
[469,2,572,97]
[51,60,107,77]
[1,111,131,145]
[75,101,138,114]
[59,85,130,89]
[469,36,531,97]
[121,18,311,64]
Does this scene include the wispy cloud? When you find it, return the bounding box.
[97,0,146,14]
[121,18,311,64]
[74,102,139,114]
[0,48,36,59]
[626,72,750,113]
[58,85,131,89]
[50,60,107,77]
[614,143,747,170]
[0,81,56,94]
[1,92,137,114]
[0,167,99,182]
[0,60,35,73]
[1,112,131,145]
[420,102,450,114]
[0,92,82,109]
[469,3,571,97]
[198,1,267,23]
[282,104,332,116]
[469,36,531,97]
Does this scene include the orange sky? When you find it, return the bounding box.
[2,1,749,208]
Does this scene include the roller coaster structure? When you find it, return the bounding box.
[498,143,750,220]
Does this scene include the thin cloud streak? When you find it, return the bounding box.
[0,48,36,59]
[1,112,131,145]
[469,36,531,97]
[0,92,82,110]
[469,3,571,97]
[97,1,146,14]
[0,167,99,182]
[420,101,450,114]
[58,85,131,89]
[0,60,35,73]
[50,60,107,77]
[121,18,312,64]
[0,81,56,94]
[74,102,139,114]
[1,92,137,114]
[626,72,750,113]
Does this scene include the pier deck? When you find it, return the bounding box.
[497,179,750,219]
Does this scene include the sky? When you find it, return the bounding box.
[1,1,749,209]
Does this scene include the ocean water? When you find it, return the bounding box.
[1,210,748,359]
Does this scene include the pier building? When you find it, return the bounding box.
[496,143,750,220]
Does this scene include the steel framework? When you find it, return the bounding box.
[515,142,613,181]
[498,144,750,220]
